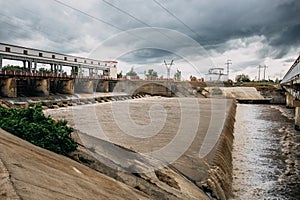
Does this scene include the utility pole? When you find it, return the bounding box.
[164,60,174,96]
[258,65,263,81]
[263,65,268,81]
[225,59,232,80]
[164,60,174,80]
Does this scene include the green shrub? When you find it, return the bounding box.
[0,104,77,155]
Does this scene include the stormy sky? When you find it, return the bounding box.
[0,0,299,80]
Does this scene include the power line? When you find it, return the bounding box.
[152,0,205,77]
[52,0,203,78]
[0,13,71,44]
[102,0,151,28]
[152,0,199,37]
[53,0,125,32]
[101,0,203,78]
[101,0,177,43]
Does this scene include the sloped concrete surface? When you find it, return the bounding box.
[0,129,150,200]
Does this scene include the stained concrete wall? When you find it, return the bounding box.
[111,80,182,97]
[29,79,49,96]
[0,78,17,97]
[57,80,74,94]
[286,92,295,108]
[0,77,85,97]
[74,79,94,93]
[295,107,300,130]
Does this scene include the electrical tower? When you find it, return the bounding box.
[164,60,174,96]
[263,65,268,81]
[225,59,232,80]
[258,65,263,81]
[164,60,174,80]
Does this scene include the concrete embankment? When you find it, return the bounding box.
[46,97,237,199]
[0,129,151,200]
[207,85,285,104]
[205,86,281,104]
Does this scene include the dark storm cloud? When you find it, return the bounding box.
[0,0,299,63]
[103,0,300,61]
[184,0,300,58]
[119,49,173,64]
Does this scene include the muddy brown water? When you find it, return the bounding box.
[232,104,300,200]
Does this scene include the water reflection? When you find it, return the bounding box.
[232,104,300,200]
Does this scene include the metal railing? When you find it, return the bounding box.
[281,55,300,84]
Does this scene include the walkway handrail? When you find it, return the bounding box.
[281,54,300,84]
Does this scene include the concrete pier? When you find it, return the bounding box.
[286,92,295,108]
[295,107,300,130]
[0,78,16,97]
[30,79,49,96]
[74,79,94,93]
[56,80,74,94]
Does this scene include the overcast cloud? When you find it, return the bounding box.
[0,0,299,80]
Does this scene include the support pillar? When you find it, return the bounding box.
[50,64,54,73]
[34,61,37,73]
[28,60,32,72]
[0,78,17,97]
[286,92,295,108]
[0,56,2,71]
[59,64,62,75]
[74,79,94,93]
[23,60,26,70]
[79,66,82,76]
[71,66,78,75]
[57,80,74,94]
[295,106,300,130]
[89,68,93,76]
[30,79,49,96]
[103,81,109,92]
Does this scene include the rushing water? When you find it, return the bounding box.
[232,104,300,200]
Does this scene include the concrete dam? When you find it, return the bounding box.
[1,74,281,200]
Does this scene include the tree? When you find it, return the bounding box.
[0,104,77,156]
[2,65,25,72]
[38,68,52,74]
[275,78,281,84]
[126,67,137,76]
[190,75,197,81]
[235,74,250,82]
[145,69,158,79]
[174,69,182,81]
[117,71,123,78]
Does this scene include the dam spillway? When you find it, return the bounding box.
[45,97,236,199]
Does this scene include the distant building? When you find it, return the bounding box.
[0,43,118,78]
